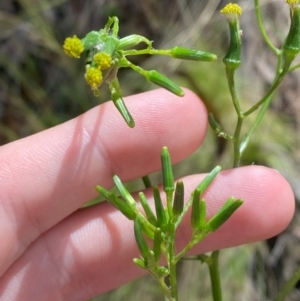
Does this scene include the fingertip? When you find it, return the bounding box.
[177,165,295,253]
[207,166,295,248]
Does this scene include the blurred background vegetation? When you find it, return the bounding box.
[1,0,300,300]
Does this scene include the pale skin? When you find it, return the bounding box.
[0,88,295,301]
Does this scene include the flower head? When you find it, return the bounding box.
[63,35,84,58]
[85,66,103,90]
[220,3,242,21]
[221,3,242,70]
[287,0,300,9]
[93,52,112,70]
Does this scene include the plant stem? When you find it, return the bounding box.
[225,67,242,116]
[123,48,172,57]
[168,224,179,301]
[274,266,300,301]
[208,251,222,301]
[200,252,222,301]
[142,175,152,188]
[239,52,284,155]
[175,231,208,263]
[243,70,285,116]
[225,66,244,167]
[254,0,280,55]
[233,116,243,168]
[156,276,175,301]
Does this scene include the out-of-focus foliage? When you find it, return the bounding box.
[1,0,300,300]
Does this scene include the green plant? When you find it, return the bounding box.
[63,16,216,128]
[62,1,300,300]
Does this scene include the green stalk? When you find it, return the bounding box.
[225,66,244,167]
[232,117,243,168]
[142,175,152,188]
[225,67,242,116]
[239,52,284,155]
[243,70,285,117]
[274,266,300,301]
[208,251,222,301]
[168,225,179,301]
[175,231,208,263]
[254,0,280,54]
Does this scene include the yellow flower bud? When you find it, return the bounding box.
[63,35,84,58]
[93,52,112,70]
[287,0,300,9]
[84,66,103,90]
[221,3,243,70]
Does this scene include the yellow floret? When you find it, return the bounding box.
[93,52,112,70]
[63,35,84,58]
[220,3,242,18]
[287,0,300,8]
[85,67,103,90]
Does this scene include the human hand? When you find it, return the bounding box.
[0,89,294,301]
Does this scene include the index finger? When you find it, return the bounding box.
[0,88,207,275]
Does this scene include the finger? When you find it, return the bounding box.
[0,166,294,301]
[0,89,206,276]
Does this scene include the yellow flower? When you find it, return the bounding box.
[93,52,112,70]
[63,35,84,58]
[85,67,103,90]
[220,3,242,21]
[286,0,300,9]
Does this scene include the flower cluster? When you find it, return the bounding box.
[63,33,113,91]
[62,16,217,127]
[84,52,113,91]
